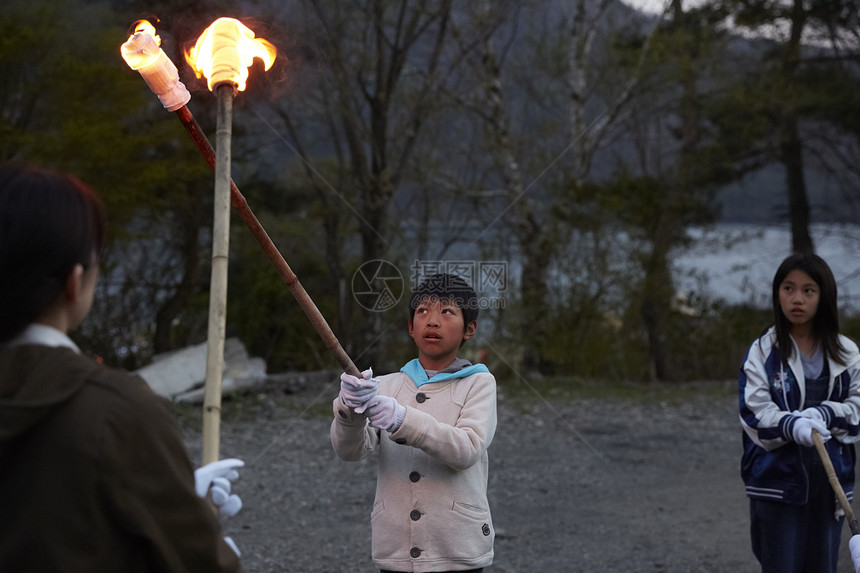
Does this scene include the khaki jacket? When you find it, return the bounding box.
[331,369,497,572]
[0,344,242,572]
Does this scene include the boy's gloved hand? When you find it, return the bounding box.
[194,458,244,519]
[364,395,406,432]
[340,368,379,413]
[850,534,860,572]
[790,415,830,447]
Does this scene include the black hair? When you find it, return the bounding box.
[771,252,846,366]
[0,162,106,343]
[409,273,479,326]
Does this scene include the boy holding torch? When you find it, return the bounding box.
[331,273,497,573]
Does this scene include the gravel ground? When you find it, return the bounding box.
[178,374,856,573]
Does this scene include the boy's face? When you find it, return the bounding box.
[409,295,476,370]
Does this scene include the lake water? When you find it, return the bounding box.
[674,223,860,311]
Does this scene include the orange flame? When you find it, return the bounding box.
[185,18,276,92]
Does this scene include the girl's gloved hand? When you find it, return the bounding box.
[796,406,828,425]
[790,415,830,447]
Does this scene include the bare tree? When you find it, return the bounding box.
[251,0,497,366]
[451,0,664,373]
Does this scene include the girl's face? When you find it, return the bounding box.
[779,268,820,330]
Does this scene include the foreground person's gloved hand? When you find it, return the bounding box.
[223,536,241,558]
[194,458,244,519]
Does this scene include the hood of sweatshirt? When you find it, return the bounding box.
[401,357,490,388]
[0,345,99,442]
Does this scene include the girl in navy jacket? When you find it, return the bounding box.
[739,253,860,573]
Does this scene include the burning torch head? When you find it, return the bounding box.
[186,17,276,93]
[121,20,191,112]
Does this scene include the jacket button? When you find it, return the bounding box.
[410,547,422,558]
[410,509,421,521]
[395,438,407,445]
[409,471,421,482]
[416,393,427,403]
[482,523,491,536]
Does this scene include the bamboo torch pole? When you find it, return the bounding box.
[201,81,235,465]
[188,17,262,466]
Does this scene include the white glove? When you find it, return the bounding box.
[850,534,860,572]
[364,395,406,432]
[790,416,831,447]
[224,536,241,557]
[194,458,244,519]
[797,407,826,423]
[210,476,243,518]
[340,368,379,413]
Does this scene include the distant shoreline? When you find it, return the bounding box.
[675,222,860,309]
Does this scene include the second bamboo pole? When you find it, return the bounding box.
[202,83,235,466]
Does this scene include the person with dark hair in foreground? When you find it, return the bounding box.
[0,162,244,572]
